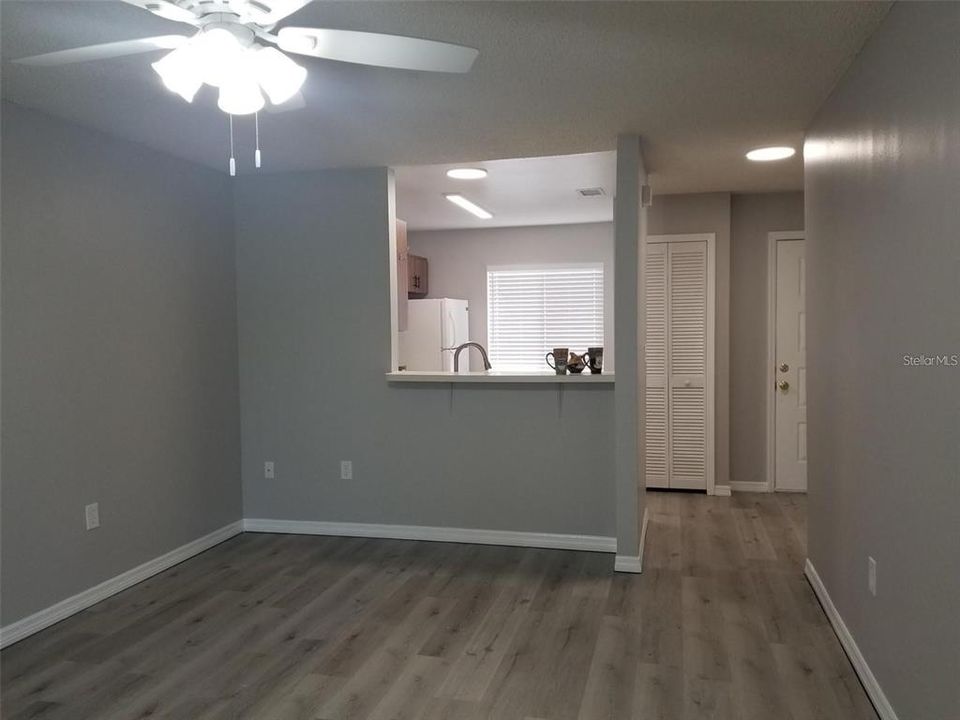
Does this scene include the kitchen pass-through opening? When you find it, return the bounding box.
[388,151,616,377]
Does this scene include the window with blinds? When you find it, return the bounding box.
[486,264,604,371]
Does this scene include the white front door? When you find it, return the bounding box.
[774,239,807,491]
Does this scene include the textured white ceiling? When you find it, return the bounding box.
[1,1,890,193]
[396,152,615,231]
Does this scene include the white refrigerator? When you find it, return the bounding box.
[400,298,470,372]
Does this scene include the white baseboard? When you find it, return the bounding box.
[0,521,243,649]
[713,484,732,497]
[1,518,617,649]
[730,481,771,493]
[804,559,898,720]
[243,518,617,554]
[614,506,649,573]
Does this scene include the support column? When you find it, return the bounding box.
[613,134,648,572]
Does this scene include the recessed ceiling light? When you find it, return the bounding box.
[446,168,487,180]
[746,146,796,162]
[444,193,493,219]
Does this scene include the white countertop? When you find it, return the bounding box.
[386,370,615,384]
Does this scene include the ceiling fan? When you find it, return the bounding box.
[14,0,480,116]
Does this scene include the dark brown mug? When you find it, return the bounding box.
[585,347,603,374]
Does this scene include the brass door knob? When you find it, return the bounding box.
[779,363,789,372]
[777,380,790,391]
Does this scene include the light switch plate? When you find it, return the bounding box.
[340,460,353,480]
[85,502,100,530]
[264,461,275,480]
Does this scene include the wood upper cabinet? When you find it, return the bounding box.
[396,219,408,332]
[408,254,428,298]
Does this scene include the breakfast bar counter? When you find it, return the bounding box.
[386,370,615,383]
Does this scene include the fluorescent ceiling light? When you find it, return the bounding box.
[746,146,796,162]
[446,168,487,180]
[445,193,493,219]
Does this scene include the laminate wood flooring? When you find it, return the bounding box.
[1,492,879,720]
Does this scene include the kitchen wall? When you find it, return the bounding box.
[730,192,804,486]
[408,222,614,368]
[805,3,959,718]
[1,103,242,626]
[234,168,616,539]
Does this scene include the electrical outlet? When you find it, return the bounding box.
[85,502,100,530]
[868,556,877,596]
[264,461,275,480]
[340,460,353,480]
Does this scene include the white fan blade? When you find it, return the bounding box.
[243,0,313,26]
[277,27,478,73]
[15,35,188,67]
[266,91,306,113]
[120,0,199,25]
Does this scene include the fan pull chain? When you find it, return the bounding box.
[254,112,262,169]
[228,114,236,177]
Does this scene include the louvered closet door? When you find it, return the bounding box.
[644,240,709,491]
[667,241,708,490]
[644,243,669,489]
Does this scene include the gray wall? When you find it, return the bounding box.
[648,193,731,489]
[805,4,960,719]
[730,193,804,485]
[235,168,615,538]
[408,222,614,368]
[1,103,242,625]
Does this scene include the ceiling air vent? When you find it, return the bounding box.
[577,187,606,198]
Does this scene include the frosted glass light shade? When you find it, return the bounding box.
[194,28,246,88]
[152,32,308,115]
[152,46,203,102]
[218,79,265,115]
[254,47,307,105]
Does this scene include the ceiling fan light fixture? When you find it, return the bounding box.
[194,27,248,88]
[152,46,202,102]
[254,47,307,105]
[218,78,265,115]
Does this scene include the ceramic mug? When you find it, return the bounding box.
[545,347,569,375]
[585,347,603,374]
[567,352,586,374]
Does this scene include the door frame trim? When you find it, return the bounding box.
[766,231,806,492]
[646,233,716,496]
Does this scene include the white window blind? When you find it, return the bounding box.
[487,265,604,371]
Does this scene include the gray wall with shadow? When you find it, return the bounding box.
[1,103,242,625]
[805,3,960,717]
